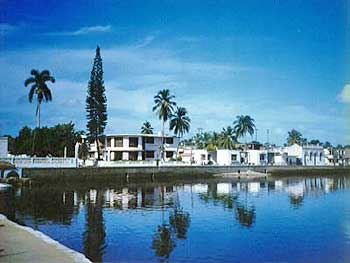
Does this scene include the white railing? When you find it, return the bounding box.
[0,157,79,168]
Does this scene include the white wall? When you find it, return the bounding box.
[216,150,240,166]
[0,137,8,158]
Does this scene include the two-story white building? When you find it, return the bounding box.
[283,144,325,166]
[89,134,179,161]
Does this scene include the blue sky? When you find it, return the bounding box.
[0,0,349,145]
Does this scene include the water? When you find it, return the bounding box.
[1,175,350,263]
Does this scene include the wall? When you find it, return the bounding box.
[0,137,8,158]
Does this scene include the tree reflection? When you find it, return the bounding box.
[235,203,256,228]
[169,208,191,239]
[152,224,176,262]
[84,190,106,262]
[289,195,304,209]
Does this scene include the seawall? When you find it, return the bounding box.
[22,165,350,183]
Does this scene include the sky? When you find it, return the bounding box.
[0,0,349,146]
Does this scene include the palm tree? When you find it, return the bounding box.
[286,129,303,146]
[170,107,190,158]
[220,126,236,150]
[152,89,176,160]
[233,115,255,144]
[141,121,154,134]
[25,69,55,128]
[170,107,190,137]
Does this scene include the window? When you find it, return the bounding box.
[310,152,312,160]
[145,137,154,144]
[201,154,206,160]
[129,137,138,147]
[107,138,111,147]
[145,151,154,158]
[115,137,123,147]
[260,154,265,161]
[129,152,138,161]
[165,137,173,144]
[114,152,122,161]
[231,154,237,161]
[320,153,322,161]
[166,151,174,158]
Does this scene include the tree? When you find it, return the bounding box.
[86,46,107,160]
[79,140,90,164]
[220,126,236,150]
[25,69,55,128]
[309,139,322,146]
[141,121,154,134]
[233,115,255,144]
[152,89,176,160]
[286,129,303,146]
[170,107,191,138]
[323,141,333,148]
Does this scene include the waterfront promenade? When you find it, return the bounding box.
[0,214,91,263]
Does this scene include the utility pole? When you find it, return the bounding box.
[267,129,270,145]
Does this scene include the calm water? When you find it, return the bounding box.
[1,175,350,263]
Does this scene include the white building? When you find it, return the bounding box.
[215,149,241,166]
[283,144,325,166]
[89,134,179,161]
[0,137,8,158]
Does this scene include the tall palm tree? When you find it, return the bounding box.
[152,89,176,159]
[170,107,191,137]
[170,107,190,158]
[233,115,255,144]
[141,121,154,134]
[25,69,55,128]
[220,126,237,150]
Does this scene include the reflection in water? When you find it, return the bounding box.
[235,204,256,228]
[0,175,349,263]
[84,190,106,262]
[169,208,191,239]
[152,224,176,261]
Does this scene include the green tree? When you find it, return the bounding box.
[79,140,90,164]
[309,139,322,146]
[170,107,190,137]
[141,121,154,134]
[233,115,255,144]
[25,69,55,128]
[152,89,176,159]
[323,141,333,148]
[86,46,107,160]
[219,126,236,150]
[286,129,303,146]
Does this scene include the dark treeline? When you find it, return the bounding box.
[6,122,82,157]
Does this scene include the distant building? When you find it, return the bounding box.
[0,137,8,158]
[283,144,325,166]
[215,149,241,166]
[89,134,179,161]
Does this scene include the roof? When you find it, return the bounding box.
[105,133,178,138]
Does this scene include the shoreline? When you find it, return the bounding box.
[0,214,91,263]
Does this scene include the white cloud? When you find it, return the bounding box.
[50,25,112,36]
[134,35,156,48]
[340,84,350,103]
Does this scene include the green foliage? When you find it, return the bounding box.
[24,69,55,128]
[10,123,82,157]
[79,141,90,160]
[86,46,107,159]
[170,107,191,137]
[286,129,304,146]
[141,121,154,134]
[152,89,176,123]
[233,115,255,142]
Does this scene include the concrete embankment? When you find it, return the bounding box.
[0,214,91,263]
[22,165,350,184]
